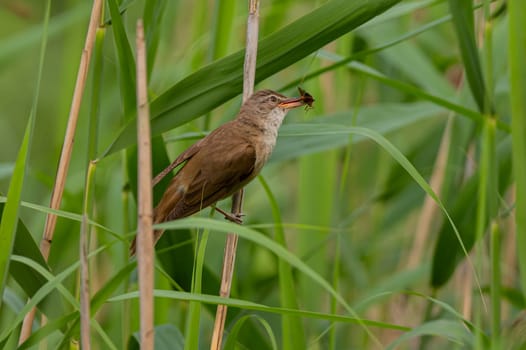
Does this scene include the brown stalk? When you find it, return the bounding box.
[210,1,260,349]
[135,19,155,350]
[19,0,104,343]
[406,119,452,269]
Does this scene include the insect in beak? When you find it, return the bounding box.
[298,87,314,110]
[278,88,315,109]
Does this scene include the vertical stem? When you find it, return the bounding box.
[508,0,526,309]
[136,18,155,350]
[19,0,104,343]
[210,2,259,349]
[490,222,501,349]
[482,6,500,347]
[78,18,105,350]
[40,0,103,261]
[210,191,244,350]
[79,161,96,350]
[328,234,340,350]
[242,0,259,100]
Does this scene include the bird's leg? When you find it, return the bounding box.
[213,206,244,224]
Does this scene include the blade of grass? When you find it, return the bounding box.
[0,108,35,313]
[479,3,499,345]
[360,18,454,98]
[346,60,508,133]
[1,203,64,320]
[110,288,409,332]
[273,102,444,163]
[473,116,496,333]
[322,58,507,132]
[223,315,277,350]
[189,0,209,70]
[203,0,236,130]
[101,0,402,157]
[490,222,501,349]
[148,217,394,347]
[272,125,484,297]
[258,176,306,350]
[6,254,88,345]
[0,197,117,238]
[184,226,209,350]
[143,0,167,77]
[14,245,116,348]
[88,25,105,160]
[386,319,473,349]
[129,324,184,350]
[79,162,96,350]
[91,320,118,350]
[482,0,495,114]
[107,0,136,115]
[17,313,78,350]
[209,0,236,61]
[0,0,50,315]
[448,0,489,113]
[431,137,512,287]
[52,262,137,350]
[280,12,453,92]
[508,0,526,296]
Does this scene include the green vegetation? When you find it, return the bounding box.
[0,0,523,348]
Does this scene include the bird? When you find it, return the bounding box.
[129,89,313,255]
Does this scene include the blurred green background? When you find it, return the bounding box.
[1,0,525,349]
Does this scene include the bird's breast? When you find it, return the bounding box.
[252,131,278,172]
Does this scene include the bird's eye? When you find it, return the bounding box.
[269,95,278,103]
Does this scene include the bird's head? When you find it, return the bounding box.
[237,89,314,134]
[247,89,307,115]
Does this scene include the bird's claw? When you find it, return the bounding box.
[213,206,245,224]
[224,212,244,224]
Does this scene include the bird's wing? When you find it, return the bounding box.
[165,139,257,220]
[152,139,203,186]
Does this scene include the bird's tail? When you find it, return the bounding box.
[129,209,166,256]
[128,229,165,256]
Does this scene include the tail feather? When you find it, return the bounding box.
[129,177,185,256]
[129,238,137,256]
[129,228,165,256]
[129,206,166,256]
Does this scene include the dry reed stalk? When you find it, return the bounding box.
[19,0,104,343]
[396,80,464,348]
[136,18,155,350]
[406,119,452,268]
[210,1,260,349]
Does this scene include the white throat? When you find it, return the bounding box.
[265,107,287,134]
[257,107,287,157]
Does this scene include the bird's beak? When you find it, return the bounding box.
[278,97,307,109]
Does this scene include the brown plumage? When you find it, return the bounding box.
[129,89,310,255]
